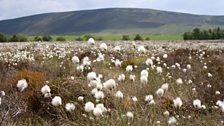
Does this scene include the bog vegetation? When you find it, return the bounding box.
[0,39,223,125]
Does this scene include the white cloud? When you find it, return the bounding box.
[0,0,224,20]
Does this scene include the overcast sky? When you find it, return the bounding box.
[1,0,224,20]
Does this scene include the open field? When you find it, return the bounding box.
[0,40,223,125]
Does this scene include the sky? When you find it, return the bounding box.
[1,0,224,20]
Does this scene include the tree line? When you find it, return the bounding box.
[0,33,148,42]
[183,27,224,40]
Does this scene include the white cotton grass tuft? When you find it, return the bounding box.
[118,74,125,82]
[156,88,164,97]
[173,97,183,108]
[145,58,153,66]
[156,66,163,74]
[115,91,124,99]
[93,107,103,117]
[186,64,191,70]
[193,99,202,109]
[78,96,84,101]
[72,56,80,64]
[0,91,5,96]
[84,101,95,112]
[161,83,169,91]
[87,72,97,81]
[129,74,136,81]
[96,103,107,113]
[103,79,116,89]
[126,111,134,119]
[216,100,224,112]
[141,69,148,77]
[94,91,105,100]
[145,95,154,102]
[51,96,62,106]
[132,96,138,102]
[176,78,183,85]
[115,59,122,67]
[140,75,148,84]
[41,85,51,98]
[99,43,108,51]
[126,65,133,72]
[168,116,177,125]
[114,46,121,52]
[65,103,75,112]
[137,45,146,53]
[88,38,95,45]
[132,41,136,48]
[208,73,213,77]
[17,79,28,92]
[163,54,168,59]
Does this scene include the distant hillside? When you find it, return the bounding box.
[1,8,224,35]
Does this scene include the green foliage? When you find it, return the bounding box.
[96,37,103,41]
[75,37,83,41]
[145,37,150,40]
[134,34,143,41]
[0,32,7,42]
[122,35,130,40]
[83,34,94,41]
[56,36,66,41]
[34,36,42,41]
[42,35,52,41]
[183,27,224,40]
[9,34,28,42]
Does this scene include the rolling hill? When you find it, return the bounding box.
[0,8,224,35]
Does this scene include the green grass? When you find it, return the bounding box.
[27,35,183,41]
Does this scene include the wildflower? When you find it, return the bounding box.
[17,79,28,92]
[99,43,107,51]
[126,65,133,72]
[94,91,105,100]
[96,103,107,113]
[161,83,169,91]
[115,91,124,99]
[129,74,136,81]
[72,56,80,64]
[41,85,51,95]
[103,79,116,89]
[65,103,75,112]
[156,66,163,74]
[132,96,138,102]
[78,96,84,101]
[156,88,164,97]
[118,74,125,81]
[163,54,168,59]
[163,111,170,116]
[114,46,121,52]
[208,73,212,77]
[145,95,154,102]
[126,111,134,119]
[87,72,97,81]
[93,107,103,117]
[88,38,95,45]
[140,75,148,84]
[51,96,62,106]
[145,58,153,66]
[168,116,177,125]
[193,99,202,108]
[141,69,148,77]
[173,97,183,108]
[176,78,183,85]
[84,101,95,112]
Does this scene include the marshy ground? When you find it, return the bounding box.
[0,40,224,126]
